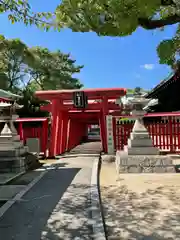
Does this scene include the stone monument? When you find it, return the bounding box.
[0,100,28,173]
[116,92,175,173]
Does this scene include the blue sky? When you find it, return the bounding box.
[0,0,177,90]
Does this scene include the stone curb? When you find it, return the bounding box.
[0,163,51,219]
[91,157,106,240]
[56,153,100,159]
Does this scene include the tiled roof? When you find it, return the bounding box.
[0,89,21,100]
[146,71,176,98]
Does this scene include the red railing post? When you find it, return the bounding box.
[60,112,68,154]
[49,100,60,157]
[112,117,116,151]
[168,116,174,153]
[42,118,48,157]
[99,112,106,152]
[18,122,24,141]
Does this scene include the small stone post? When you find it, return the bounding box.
[106,115,114,154]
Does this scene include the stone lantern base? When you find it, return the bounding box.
[116,153,175,173]
[115,118,175,174]
[0,124,28,173]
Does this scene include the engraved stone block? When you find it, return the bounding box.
[128,138,153,147]
[153,166,166,173]
[119,166,128,173]
[142,167,153,173]
[128,147,159,155]
[155,158,173,166]
[130,132,150,140]
[128,166,141,173]
[166,166,176,173]
[120,158,128,166]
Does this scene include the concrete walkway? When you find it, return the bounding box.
[0,156,96,240]
[69,141,102,154]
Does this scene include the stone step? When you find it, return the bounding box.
[70,150,101,154]
[128,138,153,147]
[127,146,159,155]
[130,132,151,140]
[0,149,26,156]
[0,156,25,161]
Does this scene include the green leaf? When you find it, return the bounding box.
[157,39,176,66]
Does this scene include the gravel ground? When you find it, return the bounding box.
[100,162,180,240]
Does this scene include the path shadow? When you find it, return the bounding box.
[57,154,100,159]
[42,162,69,169]
[101,184,180,239]
[0,168,92,240]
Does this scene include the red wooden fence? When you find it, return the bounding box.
[16,118,49,157]
[113,114,180,153]
[0,97,49,157]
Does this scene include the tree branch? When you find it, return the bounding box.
[138,14,180,29]
[0,0,55,27]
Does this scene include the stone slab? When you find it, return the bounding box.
[118,155,173,166]
[118,165,175,173]
[0,156,25,161]
[0,158,26,173]
[130,132,151,140]
[0,148,26,157]
[26,138,40,155]
[0,136,21,141]
[0,172,25,185]
[0,185,26,200]
[128,138,153,147]
[116,152,176,173]
[127,146,159,155]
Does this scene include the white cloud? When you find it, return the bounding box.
[141,64,155,70]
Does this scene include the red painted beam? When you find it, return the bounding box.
[35,88,126,101]
[16,117,48,122]
[69,115,99,119]
[41,102,121,112]
[63,102,120,111]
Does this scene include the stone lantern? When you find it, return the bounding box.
[115,92,175,174]
[0,98,27,173]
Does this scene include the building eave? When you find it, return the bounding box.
[146,71,179,99]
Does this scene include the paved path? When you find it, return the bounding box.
[70,141,102,154]
[0,156,96,240]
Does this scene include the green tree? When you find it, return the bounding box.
[55,0,180,68]
[134,86,141,95]
[0,0,54,30]
[29,47,83,90]
[0,35,34,92]
[0,35,84,116]
[0,35,83,92]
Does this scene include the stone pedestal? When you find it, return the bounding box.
[0,123,27,174]
[125,118,159,155]
[116,152,175,173]
[116,115,175,173]
[116,119,175,173]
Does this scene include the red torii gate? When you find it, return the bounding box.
[35,88,126,157]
